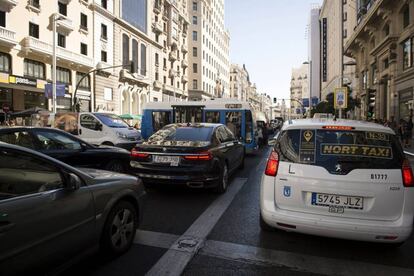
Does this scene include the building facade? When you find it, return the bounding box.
[187,0,230,101]
[0,0,95,115]
[229,63,250,101]
[345,0,414,121]
[308,5,321,101]
[320,0,357,101]
[290,63,309,117]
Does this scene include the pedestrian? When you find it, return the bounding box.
[257,127,263,147]
[399,119,406,145]
[405,116,413,148]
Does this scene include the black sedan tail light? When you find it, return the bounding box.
[131,149,150,159]
[183,151,213,161]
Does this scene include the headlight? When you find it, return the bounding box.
[117,132,128,139]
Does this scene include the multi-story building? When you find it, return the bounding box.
[188,0,230,100]
[290,63,309,117]
[0,0,95,114]
[92,0,117,113]
[308,5,321,101]
[320,0,357,101]
[345,0,414,121]
[229,63,250,101]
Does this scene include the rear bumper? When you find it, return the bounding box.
[135,172,219,188]
[260,174,414,243]
[261,207,413,243]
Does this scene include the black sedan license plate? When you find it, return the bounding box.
[311,193,363,210]
[153,155,180,166]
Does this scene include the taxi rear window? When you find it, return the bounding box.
[276,129,404,174]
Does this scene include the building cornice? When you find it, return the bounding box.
[90,3,115,20]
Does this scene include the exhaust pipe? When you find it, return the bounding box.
[187,182,204,188]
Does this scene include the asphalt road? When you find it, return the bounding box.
[61,146,414,276]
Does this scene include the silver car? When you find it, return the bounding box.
[0,142,145,275]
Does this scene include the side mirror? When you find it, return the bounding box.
[65,173,82,191]
[268,138,277,146]
[95,122,103,131]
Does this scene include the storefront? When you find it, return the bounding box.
[0,74,48,112]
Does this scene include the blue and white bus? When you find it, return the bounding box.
[141,99,258,153]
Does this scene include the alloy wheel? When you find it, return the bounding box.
[110,208,134,250]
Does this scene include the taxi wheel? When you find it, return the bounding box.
[213,163,228,194]
[260,213,274,232]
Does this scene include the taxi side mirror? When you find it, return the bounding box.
[268,138,277,146]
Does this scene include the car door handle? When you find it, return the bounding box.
[0,221,15,233]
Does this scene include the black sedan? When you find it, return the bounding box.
[0,142,145,275]
[0,127,131,173]
[130,123,245,193]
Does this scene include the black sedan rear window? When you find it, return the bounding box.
[149,126,213,142]
[276,129,404,174]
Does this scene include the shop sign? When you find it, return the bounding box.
[9,75,37,87]
[44,83,66,98]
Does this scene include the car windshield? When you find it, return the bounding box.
[148,125,213,142]
[95,114,129,128]
[277,129,404,174]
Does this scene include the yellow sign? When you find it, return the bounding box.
[0,73,9,84]
[321,144,392,159]
[304,130,313,142]
[334,87,348,109]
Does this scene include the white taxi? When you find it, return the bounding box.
[260,119,414,244]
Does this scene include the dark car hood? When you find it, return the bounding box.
[94,145,130,153]
[77,167,135,181]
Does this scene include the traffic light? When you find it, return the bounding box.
[273,97,277,104]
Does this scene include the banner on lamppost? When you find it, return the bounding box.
[334,87,348,109]
[44,83,66,99]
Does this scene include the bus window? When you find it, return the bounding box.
[153,111,171,132]
[245,110,253,143]
[174,106,203,123]
[205,111,220,123]
[226,111,242,139]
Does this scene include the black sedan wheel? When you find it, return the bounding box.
[105,160,125,173]
[213,163,228,194]
[101,201,137,256]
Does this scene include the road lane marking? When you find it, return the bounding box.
[135,230,414,276]
[201,240,414,276]
[135,230,179,249]
[146,177,248,276]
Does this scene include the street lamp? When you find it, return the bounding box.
[52,14,66,113]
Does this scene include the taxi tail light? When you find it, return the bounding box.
[131,149,149,158]
[402,159,414,187]
[265,149,279,177]
[184,151,213,161]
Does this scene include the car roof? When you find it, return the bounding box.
[282,119,395,135]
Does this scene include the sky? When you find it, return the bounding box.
[225,0,322,101]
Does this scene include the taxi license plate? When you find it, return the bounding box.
[311,193,363,210]
[153,155,180,165]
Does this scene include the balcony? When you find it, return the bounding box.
[152,22,163,34]
[169,51,177,61]
[153,5,161,14]
[169,69,177,78]
[181,59,188,68]
[181,44,188,53]
[0,0,18,11]
[153,80,162,89]
[181,75,188,83]
[0,26,17,47]
[51,13,74,33]
[22,36,94,68]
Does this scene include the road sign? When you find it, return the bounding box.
[44,83,66,99]
[334,87,348,109]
